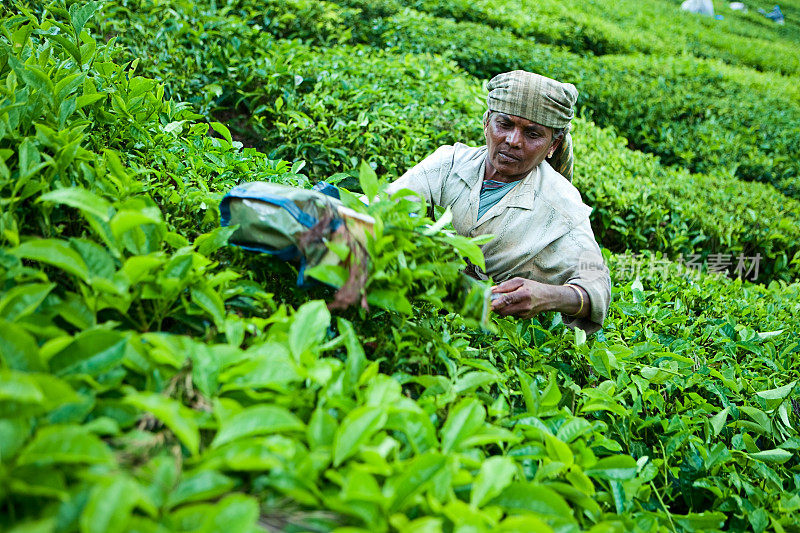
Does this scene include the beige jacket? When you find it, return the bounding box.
[387,143,611,333]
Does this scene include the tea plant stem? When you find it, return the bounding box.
[650,481,677,533]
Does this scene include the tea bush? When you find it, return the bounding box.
[577,54,800,197]
[3,3,800,533]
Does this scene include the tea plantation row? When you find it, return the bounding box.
[2,3,800,533]
[374,0,800,75]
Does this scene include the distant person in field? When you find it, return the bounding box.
[758,5,785,24]
[387,70,611,333]
[681,0,715,16]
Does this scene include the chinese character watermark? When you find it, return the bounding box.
[615,252,762,281]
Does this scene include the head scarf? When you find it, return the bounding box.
[486,70,578,181]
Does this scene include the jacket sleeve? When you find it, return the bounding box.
[385,145,455,207]
[525,218,611,334]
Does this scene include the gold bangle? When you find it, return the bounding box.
[565,284,584,316]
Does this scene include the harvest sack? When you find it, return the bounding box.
[219,182,372,284]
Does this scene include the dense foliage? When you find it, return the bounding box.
[94,0,800,281]
[2,1,800,533]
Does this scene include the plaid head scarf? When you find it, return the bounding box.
[486,70,578,181]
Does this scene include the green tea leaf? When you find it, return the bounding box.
[288,300,330,360]
[49,329,126,376]
[125,391,200,455]
[441,233,487,271]
[209,122,233,145]
[77,93,106,109]
[0,283,56,323]
[0,319,44,371]
[490,482,573,519]
[755,381,796,401]
[212,405,304,448]
[333,405,387,466]
[423,207,453,235]
[440,398,485,452]
[69,1,101,39]
[190,286,226,328]
[0,372,44,406]
[544,433,574,467]
[710,407,730,436]
[338,317,366,388]
[80,474,139,533]
[367,289,413,314]
[13,239,89,282]
[194,225,238,256]
[307,406,337,449]
[38,187,112,222]
[110,208,163,239]
[748,448,793,464]
[166,470,236,508]
[359,160,378,201]
[386,452,447,513]
[17,425,114,465]
[198,493,259,533]
[516,367,537,415]
[585,455,638,480]
[673,512,727,531]
[471,456,516,508]
[555,418,593,443]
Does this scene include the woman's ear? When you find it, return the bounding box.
[548,137,561,159]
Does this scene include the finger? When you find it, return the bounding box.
[491,277,525,294]
[490,290,524,310]
[493,301,533,317]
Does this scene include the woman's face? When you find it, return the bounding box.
[484,112,556,182]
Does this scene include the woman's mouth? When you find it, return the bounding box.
[498,151,519,163]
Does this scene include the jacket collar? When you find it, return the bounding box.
[454,145,487,189]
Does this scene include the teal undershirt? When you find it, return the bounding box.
[478,180,520,220]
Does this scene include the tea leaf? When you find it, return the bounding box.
[38,188,112,222]
[386,452,447,513]
[748,449,793,464]
[17,425,114,465]
[491,482,573,519]
[13,239,89,282]
[125,391,200,455]
[440,398,485,452]
[359,160,378,201]
[212,405,304,448]
[80,474,140,533]
[584,455,638,480]
[755,381,796,401]
[69,2,101,40]
[288,300,330,360]
[166,470,236,508]
[333,406,387,466]
[471,456,516,507]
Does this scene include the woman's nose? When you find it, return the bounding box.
[505,128,522,146]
